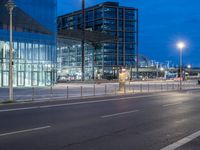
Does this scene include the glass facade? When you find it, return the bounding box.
[57,2,138,79]
[57,39,101,81]
[0,0,57,87]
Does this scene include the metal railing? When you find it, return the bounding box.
[0,81,199,102]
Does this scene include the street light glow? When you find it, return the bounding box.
[160,67,164,71]
[177,42,185,49]
[187,64,191,69]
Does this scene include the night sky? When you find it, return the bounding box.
[58,0,200,67]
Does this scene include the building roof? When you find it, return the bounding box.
[58,1,137,18]
[0,1,52,35]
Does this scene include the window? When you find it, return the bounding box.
[104,7,117,19]
[125,9,135,20]
[95,8,103,19]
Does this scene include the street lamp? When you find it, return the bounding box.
[177,42,185,90]
[81,0,85,81]
[187,64,191,69]
[5,0,15,101]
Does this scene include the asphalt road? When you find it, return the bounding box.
[0,89,200,150]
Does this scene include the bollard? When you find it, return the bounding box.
[50,86,53,98]
[132,86,134,94]
[93,85,96,96]
[115,85,117,95]
[124,85,126,94]
[81,86,83,97]
[32,87,35,101]
[173,83,175,90]
[66,86,69,100]
[105,85,107,95]
[140,84,142,93]
[167,83,169,91]
[161,84,163,91]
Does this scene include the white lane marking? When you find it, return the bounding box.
[160,130,200,150]
[163,102,182,107]
[0,126,51,137]
[0,93,170,113]
[0,106,40,112]
[101,110,139,118]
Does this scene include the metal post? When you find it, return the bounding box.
[32,87,35,101]
[92,48,94,80]
[105,85,107,95]
[136,9,139,79]
[81,86,83,97]
[66,86,69,100]
[140,83,142,92]
[124,85,126,94]
[167,83,169,91]
[50,86,53,98]
[81,0,85,81]
[93,84,95,96]
[180,47,182,90]
[6,0,15,101]
[115,85,117,95]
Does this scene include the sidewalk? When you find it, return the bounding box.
[0,80,199,102]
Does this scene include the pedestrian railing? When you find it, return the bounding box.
[0,81,199,102]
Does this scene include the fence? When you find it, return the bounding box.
[0,81,199,102]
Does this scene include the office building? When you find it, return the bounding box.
[57,2,138,80]
[0,0,57,87]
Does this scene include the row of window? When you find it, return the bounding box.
[0,71,53,87]
[0,41,56,62]
[60,7,136,29]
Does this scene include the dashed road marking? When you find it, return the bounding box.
[101,110,139,118]
[163,102,182,107]
[0,126,51,137]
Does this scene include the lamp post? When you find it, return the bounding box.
[136,8,139,79]
[177,42,185,90]
[5,0,15,101]
[81,0,85,81]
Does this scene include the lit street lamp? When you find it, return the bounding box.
[5,0,15,101]
[187,64,191,69]
[177,42,185,90]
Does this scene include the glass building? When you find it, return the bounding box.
[57,39,93,81]
[0,0,57,87]
[57,2,138,79]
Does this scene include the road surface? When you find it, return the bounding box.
[0,89,200,150]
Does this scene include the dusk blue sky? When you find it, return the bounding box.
[58,0,200,67]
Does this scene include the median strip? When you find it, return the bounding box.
[0,126,51,137]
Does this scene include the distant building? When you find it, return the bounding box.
[0,0,57,87]
[57,2,138,80]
